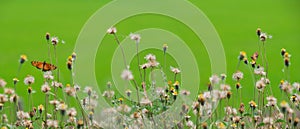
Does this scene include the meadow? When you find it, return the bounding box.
[0,0,300,128]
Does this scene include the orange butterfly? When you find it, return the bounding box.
[31,61,57,71]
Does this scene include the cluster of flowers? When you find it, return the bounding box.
[0,27,298,129]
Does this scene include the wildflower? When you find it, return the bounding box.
[67,108,77,117]
[173,81,180,90]
[239,103,245,114]
[43,71,54,80]
[72,52,76,61]
[0,103,3,110]
[198,94,205,106]
[49,100,60,106]
[260,33,267,41]
[9,94,18,103]
[121,69,134,80]
[145,54,156,61]
[236,82,241,89]
[0,94,8,103]
[294,118,299,127]
[65,85,76,97]
[125,89,132,97]
[140,63,150,69]
[51,37,59,45]
[47,120,58,128]
[41,82,51,93]
[216,122,226,129]
[280,101,289,113]
[243,58,248,64]
[19,54,27,64]
[51,81,63,88]
[251,52,259,61]
[220,74,227,81]
[57,103,67,116]
[249,100,257,110]
[140,97,151,106]
[233,116,241,124]
[118,98,123,104]
[256,28,261,37]
[266,96,277,107]
[37,104,44,114]
[77,120,84,128]
[163,44,168,53]
[293,82,300,91]
[209,75,220,85]
[180,90,191,96]
[254,67,266,76]
[67,60,72,70]
[102,90,115,98]
[186,120,195,128]
[256,79,266,91]
[84,86,92,96]
[46,32,50,41]
[27,86,32,94]
[251,60,256,68]
[220,84,231,91]
[117,104,132,113]
[290,95,298,104]
[4,88,14,95]
[17,111,30,119]
[281,48,286,56]
[232,71,243,81]
[171,66,181,74]
[0,79,7,88]
[107,27,117,34]
[24,75,34,85]
[238,51,246,60]
[227,91,232,99]
[13,78,19,85]
[130,33,141,42]
[263,117,274,125]
[200,122,207,129]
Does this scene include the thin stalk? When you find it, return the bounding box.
[44,93,49,129]
[132,79,140,106]
[135,41,142,81]
[47,40,52,64]
[248,65,256,101]
[113,33,127,69]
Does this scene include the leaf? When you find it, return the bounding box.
[243,113,251,117]
[257,123,265,127]
[275,119,286,123]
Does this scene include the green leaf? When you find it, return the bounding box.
[257,123,265,127]
[243,113,251,117]
[275,119,286,123]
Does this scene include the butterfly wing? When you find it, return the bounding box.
[31,61,44,70]
[43,63,57,71]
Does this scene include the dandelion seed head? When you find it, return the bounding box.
[209,74,220,85]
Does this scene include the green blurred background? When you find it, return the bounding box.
[0,0,300,109]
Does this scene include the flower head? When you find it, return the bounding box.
[0,79,7,88]
[232,71,243,81]
[41,82,51,93]
[107,27,117,34]
[130,33,141,42]
[20,55,27,64]
[24,75,34,85]
[51,37,59,45]
[121,69,134,80]
[170,66,181,74]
